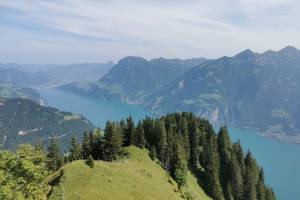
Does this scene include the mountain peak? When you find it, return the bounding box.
[118,56,148,64]
[279,46,298,53]
[235,49,255,59]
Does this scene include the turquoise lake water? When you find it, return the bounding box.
[41,89,300,200]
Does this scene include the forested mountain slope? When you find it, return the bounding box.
[146,46,300,142]
[0,82,44,104]
[0,98,94,150]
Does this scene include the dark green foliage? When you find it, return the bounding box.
[47,138,63,172]
[136,121,146,148]
[140,113,275,200]
[103,121,123,161]
[173,143,188,188]
[0,98,95,151]
[69,112,276,200]
[86,155,94,168]
[124,116,136,146]
[82,132,92,159]
[69,136,82,161]
[149,146,157,160]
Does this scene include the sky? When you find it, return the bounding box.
[0,0,300,64]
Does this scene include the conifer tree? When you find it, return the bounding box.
[244,151,257,200]
[217,127,233,200]
[103,121,123,161]
[69,136,82,161]
[265,187,276,200]
[154,120,168,167]
[256,168,266,200]
[149,145,157,160]
[189,120,199,168]
[173,143,187,188]
[47,138,63,171]
[82,132,92,159]
[231,156,244,200]
[124,116,136,146]
[136,121,145,148]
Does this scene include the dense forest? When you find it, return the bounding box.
[0,112,276,200]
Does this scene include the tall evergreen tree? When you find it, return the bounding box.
[173,142,187,188]
[124,116,136,146]
[103,121,123,161]
[217,127,233,200]
[136,121,145,148]
[244,151,257,200]
[256,168,266,200]
[82,132,92,159]
[202,127,224,200]
[149,145,157,160]
[47,138,63,171]
[69,136,81,161]
[189,120,199,168]
[154,120,168,168]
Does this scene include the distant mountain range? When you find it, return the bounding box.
[59,57,207,103]
[0,64,52,87]
[59,47,300,143]
[0,62,114,89]
[0,98,94,150]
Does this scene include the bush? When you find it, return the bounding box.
[86,155,94,168]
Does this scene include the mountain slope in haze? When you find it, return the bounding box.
[59,57,207,103]
[43,62,114,84]
[0,98,94,150]
[0,65,52,87]
[146,46,300,142]
[0,62,114,89]
[49,146,211,200]
[0,82,44,104]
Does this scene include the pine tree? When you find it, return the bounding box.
[256,168,266,200]
[69,136,81,161]
[231,156,244,200]
[217,127,233,200]
[47,138,63,171]
[103,121,123,161]
[180,117,190,161]
[173,143,187,188]
[244,151,257,200]
[124,116,136,146]
[149,145,157,160]
[265,187,276,200]
[136,121,145,148]
[82,132,92,159]
[92,129,103,160]
[155,120,168,168]
[189,120,199,168]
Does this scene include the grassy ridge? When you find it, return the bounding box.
[49,146,211,200]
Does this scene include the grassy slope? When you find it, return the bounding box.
[49,146,211,200]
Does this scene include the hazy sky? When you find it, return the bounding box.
[1,0,300,64]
